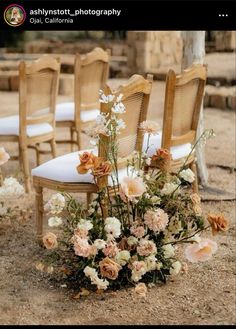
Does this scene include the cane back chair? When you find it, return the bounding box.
[142,63,207,193]
[32,74,153,242]
[55,47,110,150]
[0,55,61,193]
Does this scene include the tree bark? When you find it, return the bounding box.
[181,31,208,186]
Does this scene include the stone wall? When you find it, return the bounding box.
[127,31,182,75]
[215,31,236,51]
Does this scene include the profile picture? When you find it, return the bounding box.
[4,4,26,27]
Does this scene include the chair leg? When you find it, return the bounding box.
[87,193,93,209]
[76,130,81,150]
[70,127,75,152]
[21,145,31,193]
[35,143,40,166]
[35,183,44,245]
[50,139,57,158]
[190,161,199,194]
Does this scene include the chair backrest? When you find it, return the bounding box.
[19,55,60,137]
[161,64,207,149]
[99,74,153,168]
[74,47,110,127]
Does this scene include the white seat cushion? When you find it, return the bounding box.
[55,102,100,123]
[31,148,128,186]
[0,115,53,137]
[31,132,192,185]
[142,132,192,160]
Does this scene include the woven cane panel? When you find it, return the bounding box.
[25,69,55,116]
[117,92,144,158]
[79,61,105,110]
[172,79,199,136]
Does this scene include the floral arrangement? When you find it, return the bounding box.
[39,93,229,298]
[0,147,26,225]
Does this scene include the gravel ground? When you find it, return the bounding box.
[0,80,235,325]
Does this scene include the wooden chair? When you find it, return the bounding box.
[0,55,61,193]
[55,47,110,150]
[142,63,207,193]
[32,74,153,242]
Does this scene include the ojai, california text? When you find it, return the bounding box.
[30,17,73,24]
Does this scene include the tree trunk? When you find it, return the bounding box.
[181,31,208,186]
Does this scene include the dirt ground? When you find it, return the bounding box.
[0,80,235,325]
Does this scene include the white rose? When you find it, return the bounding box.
[179,169,195,183]
[77,219,93,231]
[170,261,182,275]
[48,216,63,227]
[115,250,131,266]
[161,183,179,196]
[162,244,175,258]
[127,236,138,246]
[145,255,157,271]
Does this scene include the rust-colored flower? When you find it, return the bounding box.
[99,257,121,280]
[207,214,230,235]
[151,148,172,172]
[42,232,58,250]
[93,159,112,177]
[77,152,96,174]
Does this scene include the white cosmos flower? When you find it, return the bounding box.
[48,216,63,227]
[104,217,121,239]
[179,168,195,183]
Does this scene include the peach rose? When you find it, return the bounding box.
[120,176,146,201]
[185,238,217,263]
[0,147,10,166]
[77,152,96,174]
[43,232,58,250]
[93,160,112,177]
[207,214,230,235]
[134,282,147,298]
[99,257,121,280]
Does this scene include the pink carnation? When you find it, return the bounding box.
[74,237,97,258]
[130,225,145,238]
[137,239,157,256]
[144,209,169,232]
[103,241,119,258]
